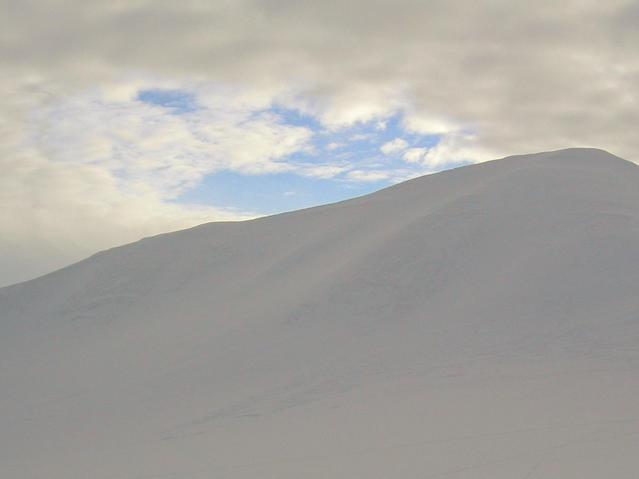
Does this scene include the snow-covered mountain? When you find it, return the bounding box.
[2,148,639,478]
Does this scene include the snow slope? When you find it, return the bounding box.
[2,148,639,478]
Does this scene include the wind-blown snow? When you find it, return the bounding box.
[2,148,639,478]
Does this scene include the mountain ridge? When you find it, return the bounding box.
[2,147,634,293]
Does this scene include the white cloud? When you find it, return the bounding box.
[421,133,499,168]
[294,84,406,130]
[380,138,409,155]
[299,164,349,179]
[30,83,312,198]
[349,133,371,142]
[345,170,391,182]
[402,147,429,163]
[403,115,458,135]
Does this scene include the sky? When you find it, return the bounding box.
[1,0,638,286]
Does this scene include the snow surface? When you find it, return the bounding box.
[2,147,639,478]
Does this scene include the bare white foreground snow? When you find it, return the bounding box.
[2,148,639,478]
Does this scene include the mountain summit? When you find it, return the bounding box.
[2,148,639,478]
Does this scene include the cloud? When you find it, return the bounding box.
[380,138,409,155]
[349,133,372,142]
[345,170,391,182]
[422,133,498,168]
[403,115,459,135]
[326,142,343,151]
[403,147,429,163]
[298,164,349,179]
[31,83,313,195]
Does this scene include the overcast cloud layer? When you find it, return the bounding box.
[1,0,638,286]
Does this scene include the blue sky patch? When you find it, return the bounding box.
[137,89,198,114]
[175,109,455,215]
[177,170,388,215]
[129,94,462,216]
